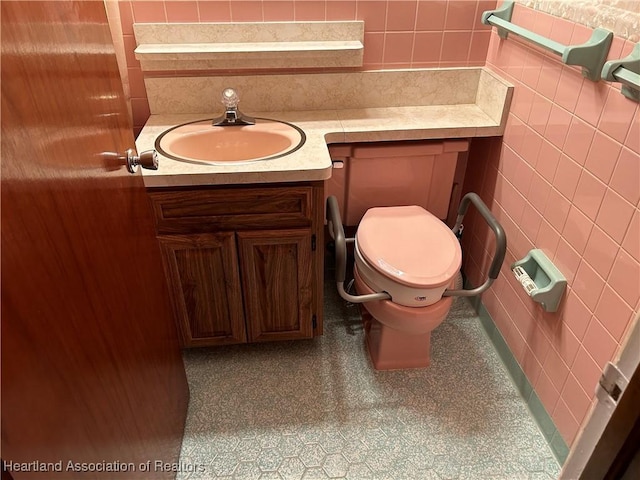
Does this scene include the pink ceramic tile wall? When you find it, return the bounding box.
[462,3,639,447]
[118,0,496,133]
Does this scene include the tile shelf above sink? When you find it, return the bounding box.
[133,21,364,70]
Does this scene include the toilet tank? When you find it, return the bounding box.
[326,139,469,226]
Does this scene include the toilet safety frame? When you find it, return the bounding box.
[326,192,507,304]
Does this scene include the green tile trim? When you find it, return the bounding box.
[473,300,569,464]
[551,431,571,462]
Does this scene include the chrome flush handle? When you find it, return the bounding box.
[125,148,158,174]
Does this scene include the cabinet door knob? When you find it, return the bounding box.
[126,149,158,173]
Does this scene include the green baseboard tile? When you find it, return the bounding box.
[528,391,558,441]
[476,303,533,401]
[471,298,569,465]
[478,307,496,338]
[550,430,570,464]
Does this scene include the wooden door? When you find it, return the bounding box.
[1,2,188,478]
[238,229,314,342]
[158,233,247,347]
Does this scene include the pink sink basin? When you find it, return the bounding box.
[155,118,306,165]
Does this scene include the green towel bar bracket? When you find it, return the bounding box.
[512,249,567,313]
[482,0,613,82]
[602,43,640,102]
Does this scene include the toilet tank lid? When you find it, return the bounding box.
[356,206,462,288]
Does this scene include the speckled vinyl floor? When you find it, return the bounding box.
[177,281,560,479]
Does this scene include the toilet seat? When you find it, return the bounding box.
[354,265,455,334]
[355,205,462,307]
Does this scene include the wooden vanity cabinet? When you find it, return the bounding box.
[238,229,314,342]
[148,182,324,348]
[158,232,247,346]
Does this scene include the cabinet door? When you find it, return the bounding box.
[158,233,246,347]
[238,229,314,342]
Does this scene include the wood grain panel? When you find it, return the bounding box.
[238,230,314,342]
[159,233,246,347]
[1,1,188,477]
[148,185,313,233]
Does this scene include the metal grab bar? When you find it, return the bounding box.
[326,196,391,304]
[327,193,507,304]
[481,1,613,82]
[443,193,507,298]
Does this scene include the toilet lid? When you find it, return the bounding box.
[356,206,462,288]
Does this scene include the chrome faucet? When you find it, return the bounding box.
[212,88,255,126]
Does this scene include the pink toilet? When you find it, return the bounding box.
[325,141,506,370]
[353,205,461,370]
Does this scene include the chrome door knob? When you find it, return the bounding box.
[126,149,158,173]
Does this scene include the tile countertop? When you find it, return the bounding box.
[137,71,512,188]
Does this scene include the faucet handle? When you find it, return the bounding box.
[221,88,239,109]
[213,87,255,126]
